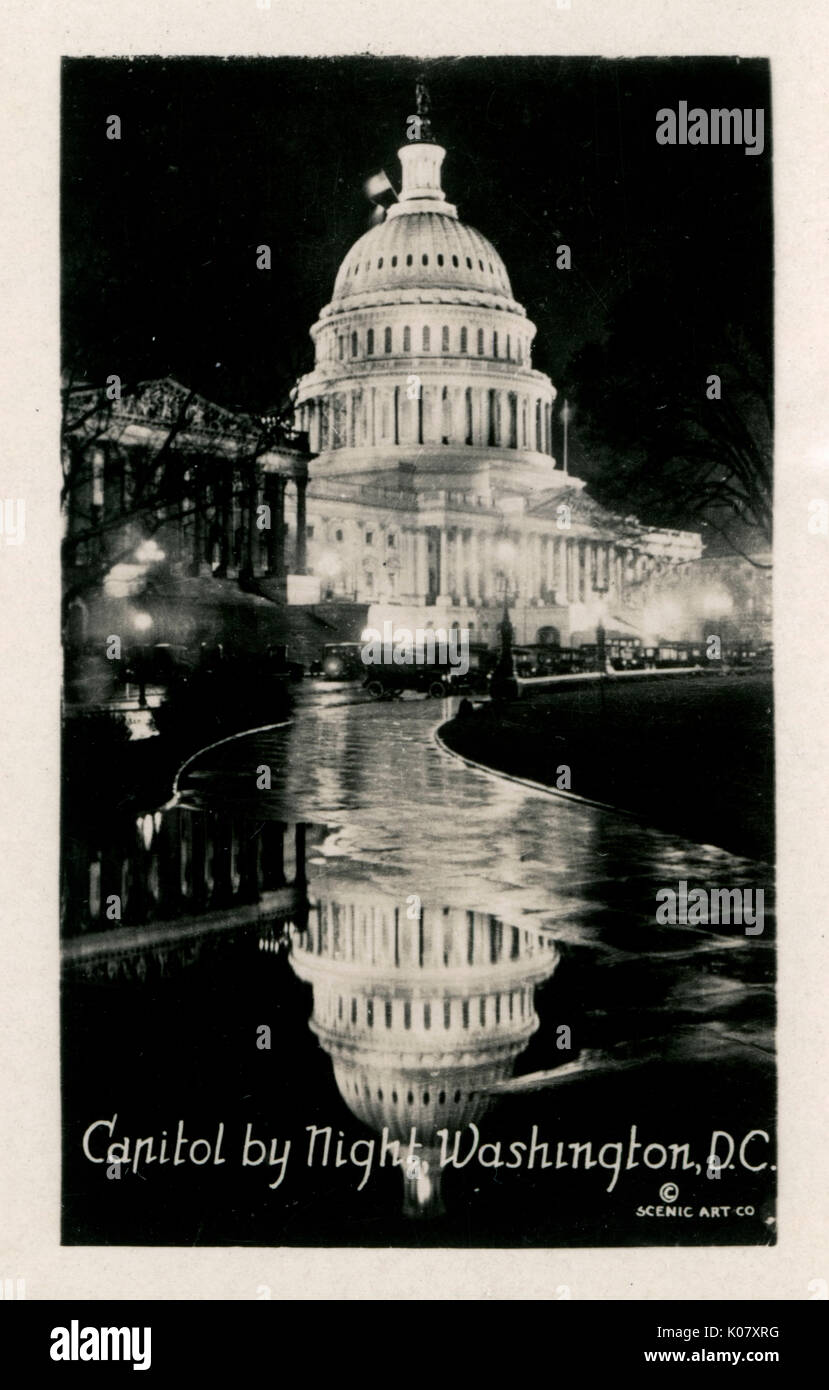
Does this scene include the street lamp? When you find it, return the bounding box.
[594,581,610,672]
[492,536,518,698]
[131,611,153,708]
[593,580,610,718]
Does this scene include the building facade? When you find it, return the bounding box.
[62,108,710,656]
[293,122,702,645]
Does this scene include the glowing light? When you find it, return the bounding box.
[135,538,166,563]
[316,549,341,580]
[132,612,153,633]
[641,598,684,641]
[103,563,144,598]
[495,538,516,568]
[702,588,734,619]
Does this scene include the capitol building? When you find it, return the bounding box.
[61,94,705,656]
[292,107,702,646]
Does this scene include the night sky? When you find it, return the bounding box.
[61,55,772,488]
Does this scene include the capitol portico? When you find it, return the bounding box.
[294,108,701,644]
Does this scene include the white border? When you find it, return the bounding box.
[1,0,827,1301]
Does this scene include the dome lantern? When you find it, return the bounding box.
[388,141,457,220]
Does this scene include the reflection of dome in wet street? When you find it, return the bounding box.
[289,886,558,1215]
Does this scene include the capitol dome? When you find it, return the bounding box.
[288,892,559,1217]
[295,123,559,481]
[331,211,514,306]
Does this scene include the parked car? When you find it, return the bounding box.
[315,641,367,680]
[364,644,492,699]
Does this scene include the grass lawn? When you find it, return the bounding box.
[441,671,773,861]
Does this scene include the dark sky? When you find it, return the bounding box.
[62,54,772,472]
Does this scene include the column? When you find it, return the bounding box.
[555,536,566,602]
[415,530,428,600]
[455,528,465,600]
[568,539,578,603]
[529,533,539,600]
[239,464,256,581]
[295,476,307,575]
[438,528,449,599]
[486,531,497,603]
[452,387,465,444]
[307,400,318,453]
[214,471,232,577]
[524,533,535,600]
[545,535,555,599]
[264,474,286,578]
[468,530,480,603]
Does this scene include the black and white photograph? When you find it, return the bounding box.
[56,52,778,1251]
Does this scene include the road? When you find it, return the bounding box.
[179,680,773,1051]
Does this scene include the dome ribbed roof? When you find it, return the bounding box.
[331,211,513,303]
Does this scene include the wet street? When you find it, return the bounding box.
[62,682,776,1247]
[180,682,771,961]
